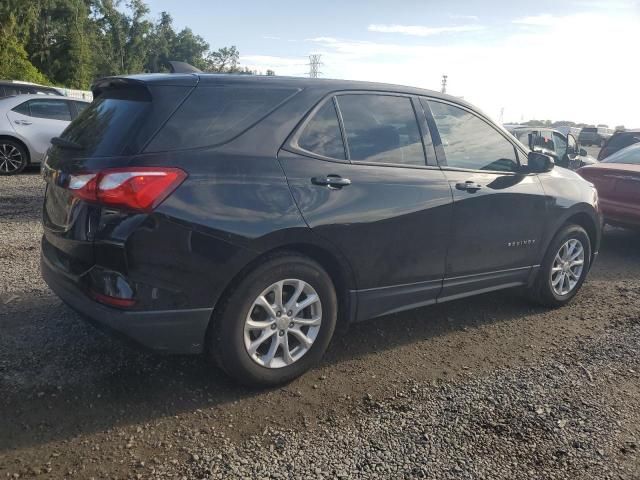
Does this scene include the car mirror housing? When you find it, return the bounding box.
[526,151,555,173]
[579,148,588,156]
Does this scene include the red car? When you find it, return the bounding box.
[578,143,640,230]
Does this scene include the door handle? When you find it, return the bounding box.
[14,120,32,125]
[455,181,482,192]
[311,175,352,189]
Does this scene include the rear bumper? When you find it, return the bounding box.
[41,253,212,354]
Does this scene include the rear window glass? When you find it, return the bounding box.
[146,86,298,152]
[608,133,640,149]
[582,127,597,133]
[60,96,151,156]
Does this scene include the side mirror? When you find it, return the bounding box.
[526,151,555,173]
[579,148,588,156]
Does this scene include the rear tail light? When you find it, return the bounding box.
[67,167,187,212]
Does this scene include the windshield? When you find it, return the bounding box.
[602,143,640,165]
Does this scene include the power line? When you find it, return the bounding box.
[308,54,323,78]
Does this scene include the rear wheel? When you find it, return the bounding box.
[529,224,591,307]
[0,139,27,175]
[210,253,337,387]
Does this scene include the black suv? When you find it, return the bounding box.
[598,129,640,160]
[41,74,602,386]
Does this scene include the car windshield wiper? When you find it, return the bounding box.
[51,136,83,150]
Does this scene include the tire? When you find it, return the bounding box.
[209,253,337,387]
[0,139,28,175]
[528,224,591,308]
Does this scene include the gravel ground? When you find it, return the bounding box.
[1,167,639,479]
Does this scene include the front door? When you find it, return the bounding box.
[280,93,453,320]
[423,99,547,300]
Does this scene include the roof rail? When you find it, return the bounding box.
[168,61,202,74]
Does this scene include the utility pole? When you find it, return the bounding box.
[441,74,448,94]
[308,54,322,78]
[499,107,504,124]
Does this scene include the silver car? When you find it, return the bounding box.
[0,94,89,175]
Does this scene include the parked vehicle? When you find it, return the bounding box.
[578,143,640,230]
[41,73,602,386]
[506,126,594,169]
[578,126,613,147]
[0,94,89,174]
[0,80,63,98]
[597,129,640,160]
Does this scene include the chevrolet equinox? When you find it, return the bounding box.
[41,73,602,386]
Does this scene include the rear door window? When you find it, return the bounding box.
[336,94,425,166]
[27,99,72,121]
[296,100,345,160]
[146,86,299,152]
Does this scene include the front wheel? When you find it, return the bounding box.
[209,253,337,387]
[528,224,591,308]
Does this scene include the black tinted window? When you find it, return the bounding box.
[28,99,71,121]
[427,101,518,172]
[608,133,640,149]
[147,86,298,152]
[61,96,150,156]
[297,100,345,159]
[12,101,30,116]
[74,101,89,114]
[337,94,424,166]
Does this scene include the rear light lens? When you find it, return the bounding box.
[67,167,187,212]
[90,290,136,308]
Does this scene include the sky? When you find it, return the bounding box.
[144,0,640,127]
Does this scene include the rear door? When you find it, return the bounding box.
[280,92,453,320]
[7,98,72,162]
[423,99,547,300]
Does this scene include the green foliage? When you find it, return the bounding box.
[0,29,49,84]
[0,0,266,90]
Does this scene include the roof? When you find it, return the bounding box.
[94,73,476,111]
[0,94,87,107]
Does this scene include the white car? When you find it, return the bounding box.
[0,94,89,175]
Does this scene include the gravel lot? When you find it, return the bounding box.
[1,165,639,479]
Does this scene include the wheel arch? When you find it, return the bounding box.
[565,211,599,255]
[204,240,357,352]
[0,134,31,164]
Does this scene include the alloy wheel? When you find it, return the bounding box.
[0,143,24,174]
[243,279,322,368]
[550,238,585,296]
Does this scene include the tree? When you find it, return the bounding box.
[0,9,48,84]
[1,0,244,88]
[171,27,209,70]
[205,46,240,72]
[266,69,275,76]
